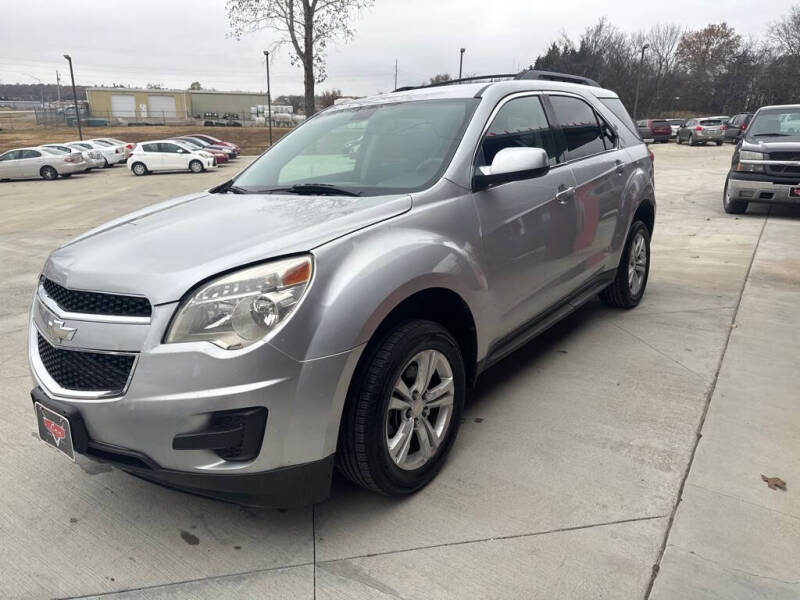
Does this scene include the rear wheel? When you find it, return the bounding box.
[715,141,723,146]
[689,134,697,146]
[676,135,682,145]
[189,160,203,173]
[102,158,110,168]
[337,320,465,496]
[723,177,748,214]
[131,162,148,176]
[600,220,650,309]
[40,166,58,181]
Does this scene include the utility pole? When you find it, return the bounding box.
[63,54,83,140]
[55,71,61,103]
[263,50,272,146]
[459,48,466,80]
[632,43,649,122]
[394,59,398,90]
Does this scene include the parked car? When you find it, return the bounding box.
[676,117,729,146]
[188,133,240,154]
[0,146,85,180]
[171,138,228,164]
[66,140,126,167]
[666,118,685,138]
[723,113,752,143]
[27,71,655,507]
[174,136,238,159]
[636,119,671,143]
[127,140,217,175]
[91,138,133,160]
[40,144,104,171]
[723,104,800,214]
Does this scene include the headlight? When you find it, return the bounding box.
[200,151,213,159]
[737,150,765,173]
[165,256,312,350]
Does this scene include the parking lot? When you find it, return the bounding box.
[1,144,798,599]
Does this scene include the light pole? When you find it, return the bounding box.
[263,50,272,146]
[63,54,83,140]
[458,48,465,80]
[632,43,649,122]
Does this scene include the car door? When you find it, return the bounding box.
[0,150,23,178]
[19,149,44,178]
[545,93,625,284]
[139,143,162,170]
[473,93,579,336]
[159,142,187,170]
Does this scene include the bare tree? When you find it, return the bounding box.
[227,0,373,116]
[771,5,800,55]
[647,24,683,112]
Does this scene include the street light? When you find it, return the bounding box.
[458,48,466,80]
[63,54,83,140]
[263,50,272,146]
[632,43,649,122]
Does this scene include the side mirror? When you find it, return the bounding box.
[474,147,550,189]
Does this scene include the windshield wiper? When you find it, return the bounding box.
[211,179,250,194]
[257,183,361,196]
[752,133,790,137]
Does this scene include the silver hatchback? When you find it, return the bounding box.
[29,72,656,506]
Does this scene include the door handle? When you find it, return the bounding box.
[615,160,625,175]
[555,185,575,205]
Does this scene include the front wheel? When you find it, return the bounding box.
[189,160,204,173]
[337,320,465,496]
[600,220,651,309]
[40,166,58,180]
[723,177,748,214]
[131,162,148,176]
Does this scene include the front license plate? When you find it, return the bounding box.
[34,402,75,461]
[790,187,800,198]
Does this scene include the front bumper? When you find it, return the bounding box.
[29,285,363,506]
[728,174,800,205]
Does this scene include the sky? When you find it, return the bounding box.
[0,0,792,98]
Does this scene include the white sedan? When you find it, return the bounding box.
[40,144,104,171]
[127,140,217,176]
[90,138,133,161]
[66,140,125,168]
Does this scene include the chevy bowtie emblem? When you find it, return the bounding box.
[47,318,76,344]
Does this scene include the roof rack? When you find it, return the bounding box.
[393,69,600,93]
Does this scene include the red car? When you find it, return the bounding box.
[170,139,228,164]
[190,133,240,155]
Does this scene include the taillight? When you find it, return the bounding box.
[648,148,654,164]
[64,156,76,163]
[741,123,747,131]
[721,124,726,131]
[694,126,703,131]
[115,148,121,153]
[126,143,133,149]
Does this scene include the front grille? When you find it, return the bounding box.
[766,165,800,176]
[41,277,151,318]
[768,152,800,161]
[37,333,135,393]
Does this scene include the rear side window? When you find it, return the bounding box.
[142,143,159,152]
[159,143,182,153]
[479,95,559,166]
[651,120,669,128]
[700,119,722,126]
[599,97,638,136]
[548,95,606,161]
[21,150,41,159]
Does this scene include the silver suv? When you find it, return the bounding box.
[29,71,655,507]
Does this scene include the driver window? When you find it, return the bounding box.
[478,96,558,167]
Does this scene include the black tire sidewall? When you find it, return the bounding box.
[355,321,465,494]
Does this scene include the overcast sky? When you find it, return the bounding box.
[0,0,792,97]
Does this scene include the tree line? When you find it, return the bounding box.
[532,7,800,118]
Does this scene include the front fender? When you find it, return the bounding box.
[270,226,487,362]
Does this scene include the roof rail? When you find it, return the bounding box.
[514,69,600,87]
[393,73,517,93]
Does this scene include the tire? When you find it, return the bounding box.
[102,158,110,168]
[600,220,651,309]
[716,141,723,146]
[131,162,148,176]
[337,319,465,496]
[723,177,748,214]
[189,160,203,173]
[689,134,697,146]
[676,135,682,145]
[40,166,58,181]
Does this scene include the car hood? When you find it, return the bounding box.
[44,191,411,305]
[741,138,800,154]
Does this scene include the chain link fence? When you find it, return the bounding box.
[31,108,302,129]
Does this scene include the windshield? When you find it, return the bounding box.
[183,137,208,146]
[746,108,800,140]
[234,98,479,196]
[92,140,112,147]
[668,119,684,126]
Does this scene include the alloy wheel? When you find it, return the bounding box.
[628,231,647,297]
[385,349,454,471]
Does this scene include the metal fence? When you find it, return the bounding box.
[31,108,301,129]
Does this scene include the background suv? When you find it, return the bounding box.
[677,117,729,145]
[29,72,655,507]
[724,113,753,143]
[637,119,671,142]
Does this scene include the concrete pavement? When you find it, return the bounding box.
[0,145,797,599]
